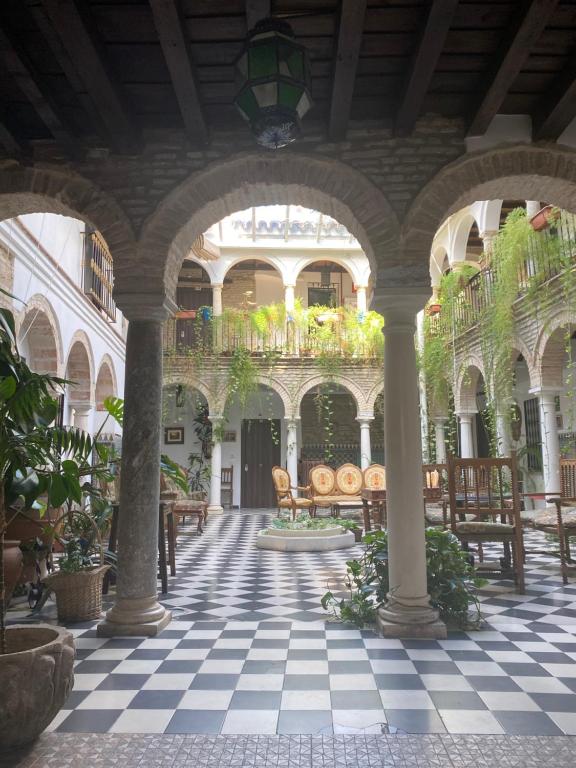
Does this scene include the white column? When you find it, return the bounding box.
[526,200,541,218]
[356,285,367,314]
[496,408,512,458]
[457,412,476,458]
[533,389,561,494]
[284,283,295,313]
[208,416,224,514]
[480,229,498,267]
[433,417,448,464]
[286,417,299,494]
[357,416,373,469]
[70,402,93,433]
[374,289,446,638]
[212,283,223,316]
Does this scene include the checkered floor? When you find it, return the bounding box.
[9,510,576,737]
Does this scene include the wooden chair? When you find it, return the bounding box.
[561,459,576,497]
[272,466,315,520]
[221,466,234,509]
[423,464,448,527]
[446,455,525,593]
[362,464,386,530]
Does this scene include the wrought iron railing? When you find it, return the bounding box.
[163,313,383,359]
[83,230,116,321]
[444,213,576,335]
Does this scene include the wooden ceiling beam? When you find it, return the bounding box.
[467,0,560,137]
[0,25,78,154]
[0,116,26,156]
[395,0,458,137]
[328,0,367,142]
[40,0,136,153]
[149,0,208,144]
[246,0,271,30]
[534,57,576,140]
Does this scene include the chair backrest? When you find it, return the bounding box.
[335,463,363,496]
[309,464,336,496]
[446,454,521,528]
[221,467,233,486]
[561,459,576,498]
[271,466,292,501]
[301,458,323,486]
[422,463,447,502]
[363,464,386,491]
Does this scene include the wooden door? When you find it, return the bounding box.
[241,419,281,508]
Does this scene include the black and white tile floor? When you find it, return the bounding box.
[11,510,576,737]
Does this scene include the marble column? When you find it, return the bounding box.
[457,412,476,458]
[357,416,373,469]
[284,283,295,313]
[286,417,299,494]
[433,417,448,464]
[356,285,367,314]
[374,289,446,639]
[98,298,173,637]
[208,416,224,514]
[533,388,561,494]
[495,408,512,458]
[212,283,223,316]
[526,200,541,218]
[70,402,93,434]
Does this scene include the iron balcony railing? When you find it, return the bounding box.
[445,213,576,333]
[163,312,383,359]
[83,230,116,321]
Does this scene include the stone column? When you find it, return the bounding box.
[457,412,476,458]
[533,389,561,494]
[356,285,367,314]
[374,289,446,639]
[284,283,295,313]
[212,283,223,316]
[98,297,173,637]
[208,416,224,514]
[357,416,373,469]
[495,408,512,458]
[70,402,93,434]
[433,417,448,464]
[286,417,299,494]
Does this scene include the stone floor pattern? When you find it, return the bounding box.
[11,510,576,739]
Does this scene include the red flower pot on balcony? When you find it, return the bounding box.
[176,309,197,319]
[529,205,559,232]
[427,303,442,316]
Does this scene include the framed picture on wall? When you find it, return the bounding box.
[165,427,184,444]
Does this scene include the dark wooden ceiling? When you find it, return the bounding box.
[1,0,575,156]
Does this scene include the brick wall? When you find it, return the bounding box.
[222,270,256,309]
[0,244,14,310]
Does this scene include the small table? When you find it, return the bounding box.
[362,489,386,531]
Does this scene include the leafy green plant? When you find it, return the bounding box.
[271,516,342,530]
[321,528,485,629]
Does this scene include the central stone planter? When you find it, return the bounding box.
[256,525,355,552]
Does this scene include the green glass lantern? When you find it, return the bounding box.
[234,18,313,149]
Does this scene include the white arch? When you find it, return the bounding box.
[455,357,486,413]
[95,354,118,409]
[295,374,366,414]
[290,253,367,287]
[534,309,576,390]
[65,331,95,404]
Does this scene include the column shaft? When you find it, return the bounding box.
[496,410,512,457]
[356,285,367,314]
[286,419,299,494]
[358,419,372,469]
[208,420,223,513]
[98,318,171,636]
[212,284,223,316]
[433,418,448,464]
[538,392,561,494]
[458,413,476,458]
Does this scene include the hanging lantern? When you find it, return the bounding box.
[234,18,313,149]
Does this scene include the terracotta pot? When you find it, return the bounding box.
[2,540,23,610]
[427,303,442,316]
[175,309,197,319]
[0,624,75,749]
[529,205,559,232]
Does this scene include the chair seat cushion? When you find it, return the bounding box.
[313,495,362,505]
[533,507,576,528]
[456,521,514,534]
[173,504,205,516]
[279,498,313,508]
[425,507,445,524]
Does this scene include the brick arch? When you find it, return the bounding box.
[95,355,118,410]
[0,162,135,264]
[162,373,216,415]
[366,379,384,415]
[65,331,95,404]
[295,374,367,414]
[17,294,63,377]
[402,144,576,267]
[534,310,576,389]
[509,338,537,391]
[455,358,486,413]
[138,152,401,301]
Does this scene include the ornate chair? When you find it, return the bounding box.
[362,464,386,529]
[423,464,448,527]
[446,455,525,593]
[271,466,315,520]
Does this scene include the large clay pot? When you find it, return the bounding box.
[2,540,23,609]
[0,624,75,749]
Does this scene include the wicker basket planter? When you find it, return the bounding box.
[44,564,110,623]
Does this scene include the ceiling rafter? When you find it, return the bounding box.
[149,0,208,144]
[328,0,367,142]
[395,0,458,137]
[0,24,78,155]
[246,0,271,30]
[534,56,576,140]
[39,0,136,153]
[467,0,560,137]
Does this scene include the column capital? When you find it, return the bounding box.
[529,386,559,399]
[356,415,374,424]
[69,401,94,413]
[211,282,223,289]
[432,415,449,425]
[284,415,300,424]
[456,410,477,421]
[114,292,178,322]
[371,287,431,326]
[283,282,296,289]
[208,413,224,423]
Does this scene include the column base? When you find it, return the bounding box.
[376,604,447,640]
[97,596,172,637]
[207,505,223,514]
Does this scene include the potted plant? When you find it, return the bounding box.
[529,204,559,232]
[0,296,98,748]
